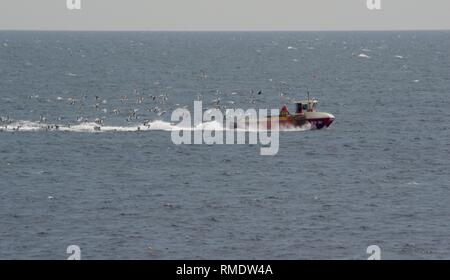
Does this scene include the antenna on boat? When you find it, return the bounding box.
[306,87,311,111]
[306,87,311,103]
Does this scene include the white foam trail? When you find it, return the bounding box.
[193,120,225,131]
[0,120,311,133]
[281,122,312,132]
[147,120,176,131]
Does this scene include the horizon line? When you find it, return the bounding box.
[1,28,450,33]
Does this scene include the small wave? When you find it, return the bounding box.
[357,53,371,59]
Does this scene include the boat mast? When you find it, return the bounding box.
[307,88,311,111]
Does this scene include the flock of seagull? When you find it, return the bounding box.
[0,89,173,131]
[0,83,287,132]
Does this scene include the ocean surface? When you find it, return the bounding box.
[0,31,449,259]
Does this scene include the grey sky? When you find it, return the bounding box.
[1,0,449,31]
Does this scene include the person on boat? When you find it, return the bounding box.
[279,105,289,117]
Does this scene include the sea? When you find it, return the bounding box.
[0,31,449,259]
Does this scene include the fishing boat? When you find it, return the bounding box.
[288,98,335,129]
[233,96,335,130]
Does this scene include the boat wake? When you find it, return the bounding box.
[0,120,311,133]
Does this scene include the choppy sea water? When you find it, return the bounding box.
[0,31,449,259]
